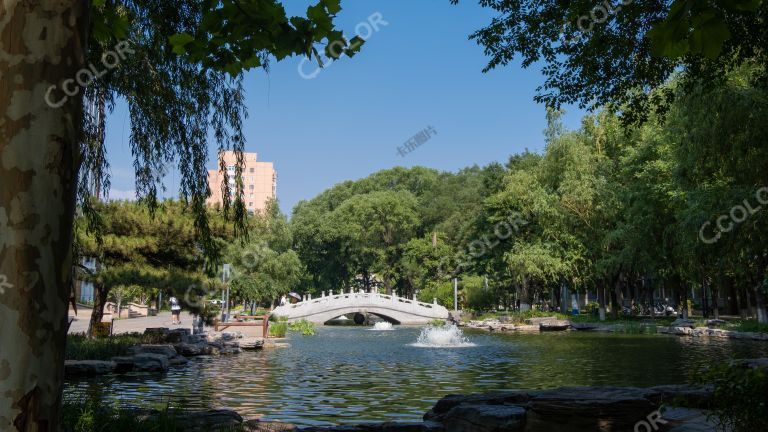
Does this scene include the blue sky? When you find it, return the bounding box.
[104,0,585,215]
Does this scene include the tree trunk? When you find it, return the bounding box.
[597,280,606,321]
[519,277,531,311]
[0,1,88,429]
[756,265,767,324]
[88,282,109,336]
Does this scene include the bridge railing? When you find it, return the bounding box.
[282,291,440,310]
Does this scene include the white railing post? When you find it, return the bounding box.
[434,298,438,305]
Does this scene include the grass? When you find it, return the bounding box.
[721,320,768,333]
[62,398,252,432]
[268,321,288,338]
[66,333,164,361]
[429,319,446,326]
[287,319,316,336]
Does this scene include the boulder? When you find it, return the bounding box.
[524,317,560,325]
[168,409,243,431]
[174,342,203,356]
[670,319,696,328]
[438,404,526,432]
[244,420,298,431]
[64,360,116,376]
[166,328,191,343]
[143,327,170,341]
[570,322,600,331]
[239,338,265,350]
[111,356,136,373]
[426,392,530,421]
[128,344,178,359]
[131,353,170,372]
[169,356,190,366]
[220,331,243,341]
[539,320,570,331]
[706,319,726,327]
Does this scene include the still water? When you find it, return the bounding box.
[64,326,768,427]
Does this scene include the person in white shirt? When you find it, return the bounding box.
[170,296,181,325]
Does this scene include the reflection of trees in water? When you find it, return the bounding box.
[199,352,274,418]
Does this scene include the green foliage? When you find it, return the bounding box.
[462,0,767,124]
[269,322,288,338]
[65,333,161,361]
[417,281,455,309]
[288,319,316,336]
[724,320,768,334]
[169,0,364,75]
[695,362,768,431]
[61,398,251,431]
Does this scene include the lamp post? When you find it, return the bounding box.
[222,263,231,322]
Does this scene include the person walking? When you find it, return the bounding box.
[170,296,181,325]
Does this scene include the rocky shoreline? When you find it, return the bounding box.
[157,382,727,431]
[461,316,768,341]
[65,327,282,376]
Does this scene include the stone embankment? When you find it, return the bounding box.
[463,316,768,341]
[65,327,268,376]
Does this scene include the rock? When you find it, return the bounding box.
[662,407,722,432]
[128,344,178,359]
[169,356,190,366]
[187,334,210,344]
[131,353,170,372]
[174,342,203,356]
[706,319,726,327]
[239,337,265,350]
[539,320,570,331]
[169,409,243,430]
[438,404,526,432]
[524,317,560,325]
[166,328,191,343]
[111,356,136,373]
[648,385,714,408]
[670,319,696,328]
[220,331,243,341]
[570,322,600,331]
[299,422,434,431]
[426,392,530,421]
[143,327,170,341]
[64,360,116,376]
[244,419,298,431]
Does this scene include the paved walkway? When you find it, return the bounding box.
[68,308,267,337]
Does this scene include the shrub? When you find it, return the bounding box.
[288,319,316,336]
[429,319,445,327]
[269,321,288,338]
[695,361,768,432]
[66,333,162,361]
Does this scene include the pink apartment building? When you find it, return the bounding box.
[206,151,277,213]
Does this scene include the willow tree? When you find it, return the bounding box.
[0,0,361,429]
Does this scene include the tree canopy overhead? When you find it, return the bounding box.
[461,0,766,122]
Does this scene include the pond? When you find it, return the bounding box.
[64,326,768,427]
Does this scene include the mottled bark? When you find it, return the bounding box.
[0,1,88,430]
[87,282,108,336]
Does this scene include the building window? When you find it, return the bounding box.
[248,202,253,207]
[250,168,255,173]
[227,165,235,172]
[249,185,254,190]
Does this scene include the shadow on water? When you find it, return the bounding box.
[65,326,768,427]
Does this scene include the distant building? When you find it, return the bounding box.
[206,151,277,213]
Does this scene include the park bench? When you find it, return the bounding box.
[214,314,270,338]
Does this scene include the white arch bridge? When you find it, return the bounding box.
[271,290,450,325]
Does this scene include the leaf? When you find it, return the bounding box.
[169,33,195,55]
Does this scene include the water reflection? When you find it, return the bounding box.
[64,327,768,427]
